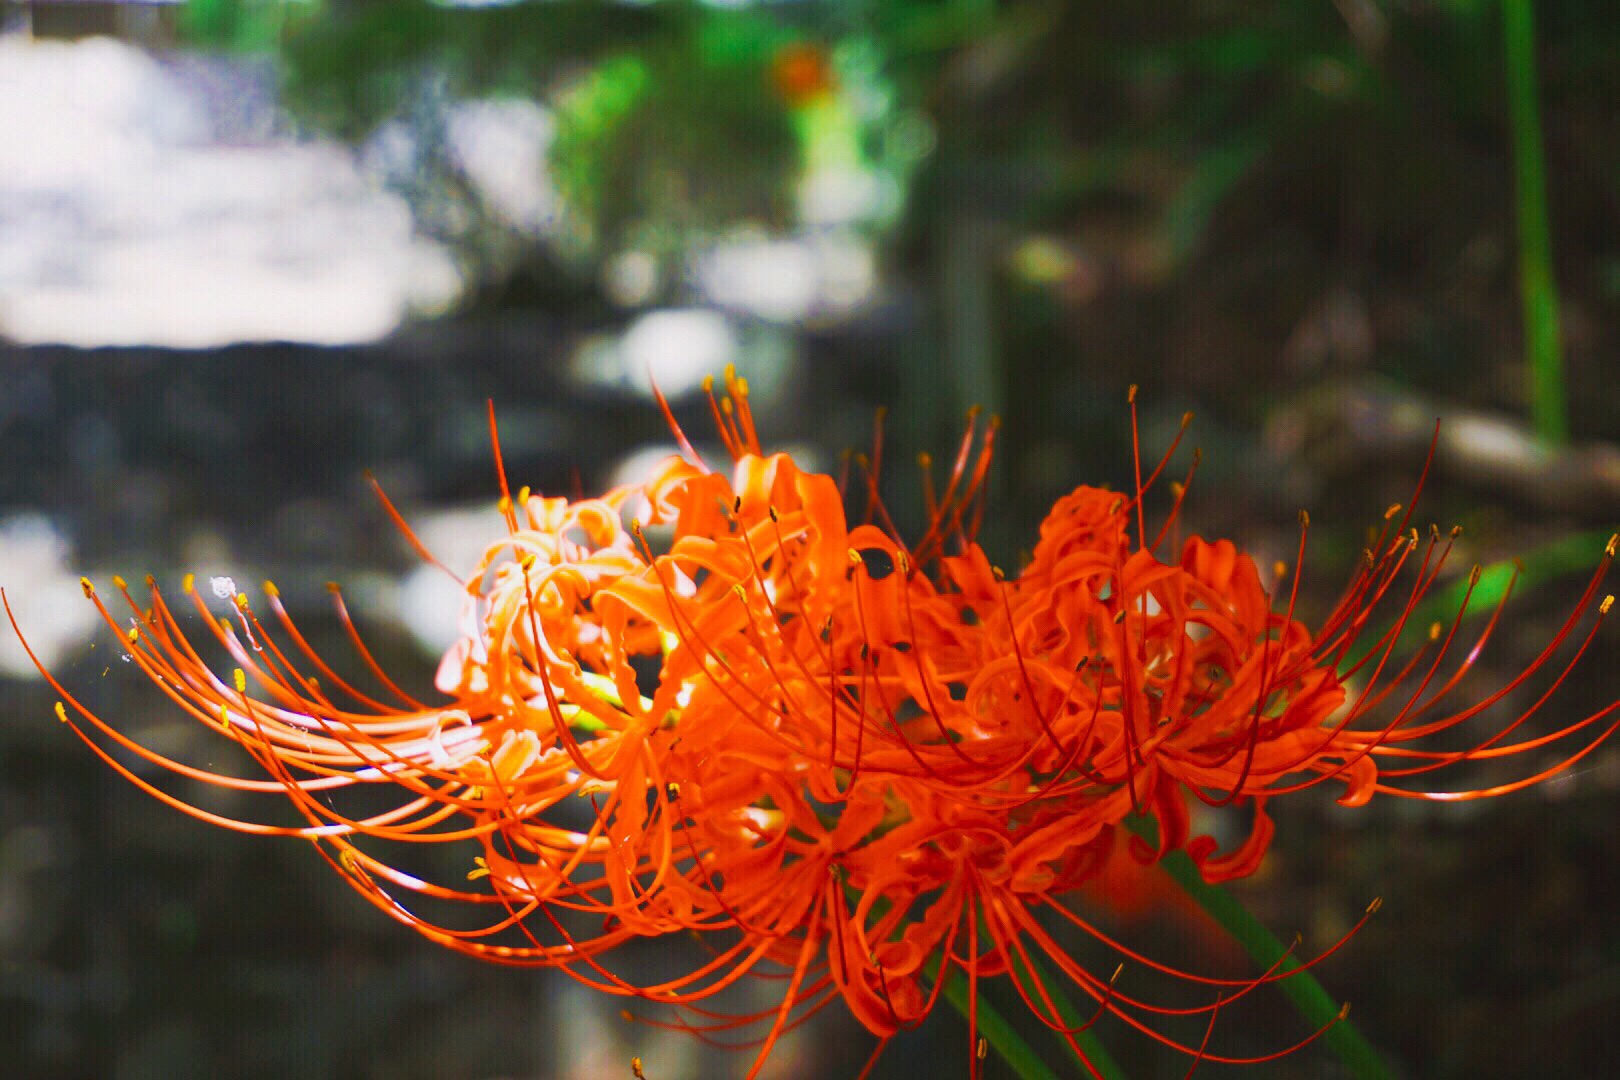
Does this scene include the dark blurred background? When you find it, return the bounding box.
[2,2,1619,1077]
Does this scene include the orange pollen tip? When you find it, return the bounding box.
[1299,509,1310,528]
[1108,497,1124,515]
[111,575,127,590]
[1128,384,1138,403]
[630,519,643,535]
[737,377,749,396]
[917,452,932,468]
[1451,524,1464,538]
[721,398,733,415]
[326,582,341,594]
[233,668,247,694]
[1110,962,1124,983]
[79,577,94,597]
[263,580,279,599]
[1429,621,1442,641]
[701,375,714,393]
[1602,595,1615,616]
[1273,560,1288,580]
[1469,565,1483,586]
[1384,502,1402,520]
[54,701,68,723]
[976,1037,988,1060]
[1181,410,1194,427]
[1170,481,1185,498]
[1430,523,1441,540]
[993,566,1006,582]
[182,573,195,593]
[1607,533,1619,558]
[1338,1003,1353,1021]
[621,1009,636,1023]
[1367,896,1384,914]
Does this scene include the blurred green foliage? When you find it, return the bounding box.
[174,0,1620,436]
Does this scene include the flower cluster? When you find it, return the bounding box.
[13,373,1617,1077]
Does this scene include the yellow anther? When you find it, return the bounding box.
[1469,564,1483,586]
[235,592,249,608]
[1607,533,1618,558]
[1299,509,1310,528]
[701,375,714,394]
[720,397,733,416]
[736,377,749,396]
[233,668,247,694]
[723,362,736,383]
[666,782,681,801]
[263,580,279,599]
[517,485,530,505]
[326,581,342,594]
[847,548,862,565]
[1273,561,1288,580]
[219,704,231,731]
[1127,384,1138,403]
[976,1037,987,1061]
[993,566,1006,582]
[54,701,68,723]
[182,573,195,593]
[1450,525,1463,538]
[731,584,748,603]
[467,857,491,881]
[1602,595,1615,616]
[218,616,232,635]
[1107,497,1124,515]
[1367,896,1384,914]
[111,575,127,590]
[1169,481,1185,499]
[497,495,512,515]
[127,626,139,643]
[79,577,94,597]
[897,551,912,575]
[631,1056,646,1079]
[1338,1002,1353,1021]
[1429,621,1442,641]
[1384,502,1402,520]
[144,574,155,588]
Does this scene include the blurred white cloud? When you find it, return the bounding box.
[0,514,99,680]
[0,37,460,348]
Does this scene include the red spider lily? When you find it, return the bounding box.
[7,373,1616,1079]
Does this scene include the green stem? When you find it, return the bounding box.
[1127,817,1393,1080]
[942,971,1063,1080]
[1504,0,1568,444]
